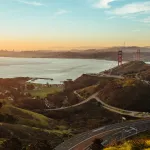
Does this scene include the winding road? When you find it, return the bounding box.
[43,91,150,118]
[43,92,98,111]
[44,73,150,149]
[55,119,150,150]
[41,73,150,118]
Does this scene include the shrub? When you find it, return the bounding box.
[26,140,52,150]
[1,138,22,150]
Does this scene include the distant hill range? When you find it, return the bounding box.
[0,46,150,61]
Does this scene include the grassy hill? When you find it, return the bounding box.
[0,104,55,129]
[43,100,122,134]
[109,61,150,81]
[77,84,99,99]
[27,84,63,98]
[138,69,150,81]
[74,76,150,112]
[64,74,101,92]
[110,61,148,75]
[76,77,113,99]
[0,122,64,149]
[0,101,75,149]
[97,78,150,112]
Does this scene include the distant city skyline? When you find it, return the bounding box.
[0,0,150,50]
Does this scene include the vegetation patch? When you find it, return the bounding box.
[0,138,6,148]
[43,100,122,134]
[98,78,150,112]
[0,123,63,149]
[77,77,114,99]
[77,85,99,99]
[0,104,54,128]
[110,61,147,76]
[28,86,63,98]
[105,140,150,150]
[105,131,150,150]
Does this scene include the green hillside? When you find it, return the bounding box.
[27,84,63,98]
[0,122,64,149]
[98,78,150,112]
[43,100,121,133]
[0,104,55,129]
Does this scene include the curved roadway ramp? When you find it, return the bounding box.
[43,92,98,112]
[55,119,150,150]
[43,91,150,118]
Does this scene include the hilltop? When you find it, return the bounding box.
[109,61,150,81]
[109,61,147,75]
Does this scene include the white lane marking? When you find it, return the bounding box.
[92,127,105,132]
[68,126,128,150]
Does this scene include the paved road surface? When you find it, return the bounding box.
[42,90,150,118]
[43,92,98,111]
[55,119,150,150]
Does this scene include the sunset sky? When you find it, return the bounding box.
[0,0,150,50]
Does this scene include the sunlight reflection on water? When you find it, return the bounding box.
[0,57,118,84]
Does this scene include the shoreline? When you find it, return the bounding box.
[0,56,117,62]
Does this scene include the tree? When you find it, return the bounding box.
[26,84,35,90]
[26,140,53,150]
[90,138,104,150]
[0,102,3,108]
[1,138,22,150]
[46,82,50,87]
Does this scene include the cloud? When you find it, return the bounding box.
[121,15,136,19]
[94,0,118,9]
[55,9,70,16]
[141,16,150,23]
[17,0,45,6]
[106,16,116,20]
[110,1,150,15]
[132,29,140,32]
[51,9,70,19]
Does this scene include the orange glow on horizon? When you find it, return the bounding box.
[0,38,149,51]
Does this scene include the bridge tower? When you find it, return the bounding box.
[136,49,140,61]
[118,50,123,66]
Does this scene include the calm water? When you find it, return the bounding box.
[0,57,118,84]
